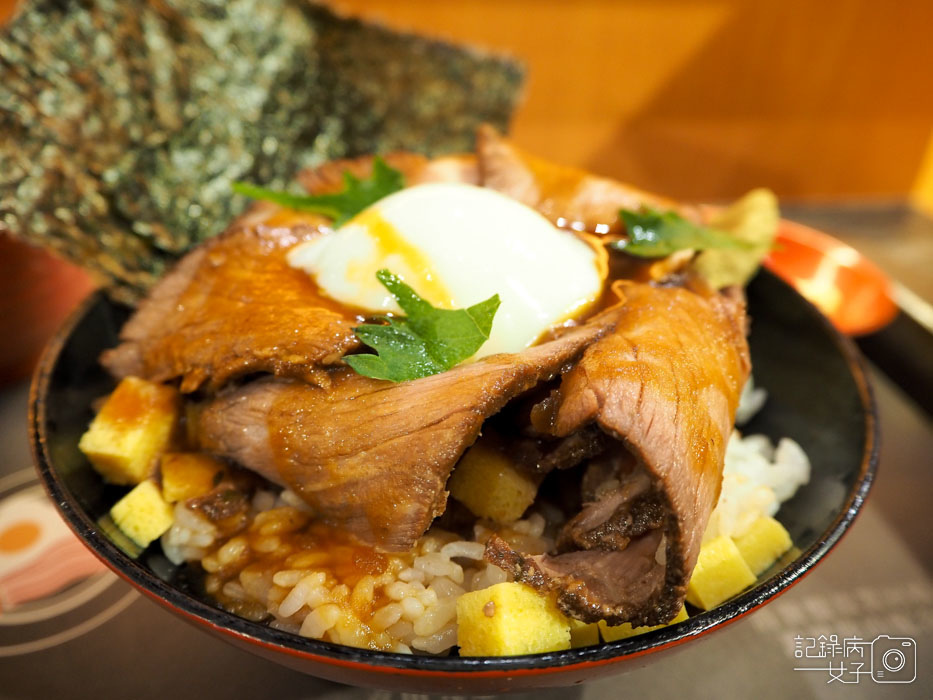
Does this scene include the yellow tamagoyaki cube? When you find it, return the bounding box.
[456,582,571,656]
[448,441,539,523]
[599,605,689,642]
[160,453,227,503]
[569,619,600,648]
[733,516,792,575]
[78,377,180,485]
[109,479,175,548]
[686,535,756,610]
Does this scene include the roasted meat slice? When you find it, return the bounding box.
[487,528,667,625]
[476,125,695,233]
[197,315,617,551]
[100,212,362,393]
[485,280,751,626]
[102,153,480,394]
[506,426,609,476]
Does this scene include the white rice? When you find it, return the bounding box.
[161,501,218,565]
[704,377,811,542]
[704,431,810,542]
[170,504,552,654]
[735,374,769,426]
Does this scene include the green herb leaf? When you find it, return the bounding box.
[345,269,500,382]
[232,157,405,227]
[611,207,756,258]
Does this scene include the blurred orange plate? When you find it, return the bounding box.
[764,220,898,336]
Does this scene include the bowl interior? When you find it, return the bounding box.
[30,268,876,684]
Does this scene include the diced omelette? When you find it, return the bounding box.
[569,619,600,648]
[160,452,226,503]
[78,377,180,485]
[109,479,175,548]
[599,605,689,642]
[733,516,792,575]
[456,582,571,656]
[686,535,756,610]
[448,441,538,523]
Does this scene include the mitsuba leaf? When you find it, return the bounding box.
[346,270,500,382]
[232,157,405,226]
[612,207,755,258]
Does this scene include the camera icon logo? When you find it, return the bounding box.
[871,635,917,683]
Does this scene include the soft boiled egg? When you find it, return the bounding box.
[287,183,607,359]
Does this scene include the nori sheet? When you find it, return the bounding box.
[0,0,524,302]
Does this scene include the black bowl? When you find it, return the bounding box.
[30,267,877,693]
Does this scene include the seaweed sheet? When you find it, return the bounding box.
[0,0,524,303]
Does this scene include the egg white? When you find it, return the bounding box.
[288,183,606,359]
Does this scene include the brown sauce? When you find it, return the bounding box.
[98,379,177,426]
[202,509,392,617]
[98,383,151,425]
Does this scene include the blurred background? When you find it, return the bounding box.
[330,0,933,208]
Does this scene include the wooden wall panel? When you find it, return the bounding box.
[333,0,933,202]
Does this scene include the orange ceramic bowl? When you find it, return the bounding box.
[0,235,95,385]
[764,220,897,336]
